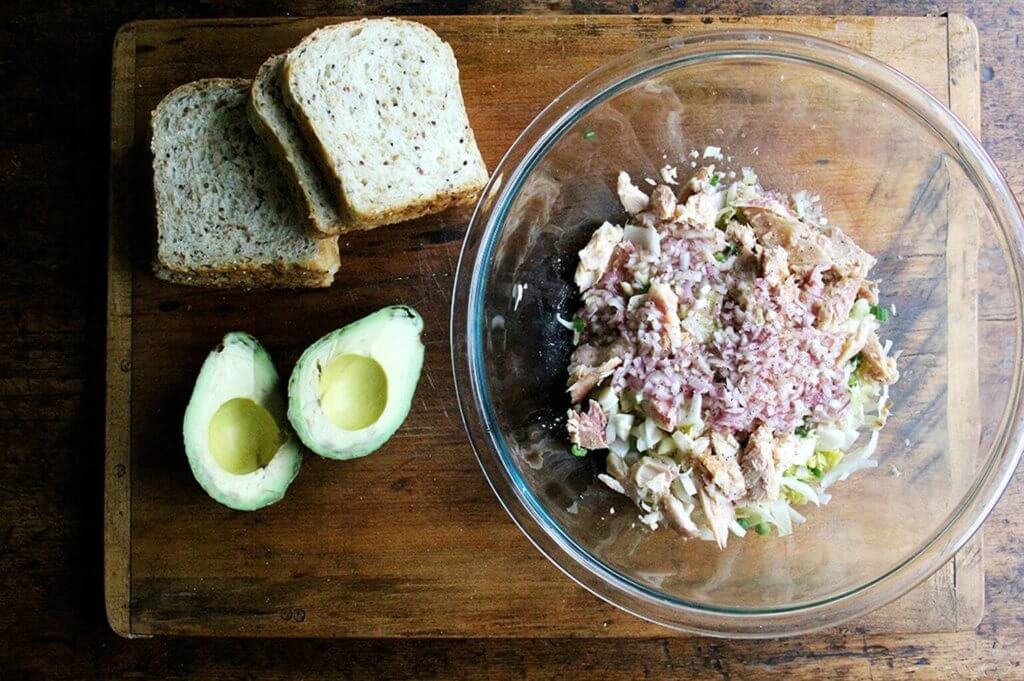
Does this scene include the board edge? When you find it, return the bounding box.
[105,20,138,640]
[119,13,952,32]
[945,11,985,632]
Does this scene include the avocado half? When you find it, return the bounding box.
[288,306,425,459]
[183,332,302,510]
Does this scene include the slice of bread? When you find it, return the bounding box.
[151,260,335,289]
[283,19,488,229]
[151,78,340,289]
[248,54,350,237]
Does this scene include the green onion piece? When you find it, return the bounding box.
[570,444,588,457]
[583,130,596,140]
[573,317,585,334]
[795,425,809,438]
[848,354,863,389]
[714,243,737,263]
[715,206,736,229]
[710,174,721,187]
[755,523,771,536]
[870,304,890,322]
[637,277,651,293]
[737,518,751,530]
[808,466,823,480]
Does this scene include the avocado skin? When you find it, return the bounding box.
[184,332,302,511]
[287,306,425,460]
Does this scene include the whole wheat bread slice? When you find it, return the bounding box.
[151,78,340,289]
[283,19,488,229]
[248,54,350,237]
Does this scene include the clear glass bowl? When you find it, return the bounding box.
[451,30,1024,637]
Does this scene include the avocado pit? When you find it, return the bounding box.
[208,397,284,474]
[319,354,388,431]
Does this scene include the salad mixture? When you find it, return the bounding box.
[564,161,899,547]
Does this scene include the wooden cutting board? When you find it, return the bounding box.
[106,14,983,638]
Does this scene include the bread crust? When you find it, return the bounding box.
[150,78,340,289]
[153,261,335,289]
[282,20,488,230]
[248,55,351,237]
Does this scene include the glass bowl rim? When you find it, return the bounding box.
[451,28,1024,638]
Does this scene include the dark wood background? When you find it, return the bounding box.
[3,0,1022,678]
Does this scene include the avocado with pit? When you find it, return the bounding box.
[183,332,302,510]
[288,306,425,459]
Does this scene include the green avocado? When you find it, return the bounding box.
[183,332,302,510]
[288,306,425,460]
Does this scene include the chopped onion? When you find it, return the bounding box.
[594,385,618,414]
[781,476,821,506]
[709,190,727,212]
[771,499,793,536]
[555,313,575,331]
[791,436,816,466]
[683,393,703,429]
[606,452,629,480]
[724,184,739,206]
[671,430,694,454]
[679,469,698,497]
[656,437,676,456]
[816,425,858,451]
[607,438,630,457]
[643,418,662,446]
[624,225,662,256]
[639,510,662,530]
[737,503,769,526]
[612,413,634,440]
[598,473,626,495]
[822,430,880,489]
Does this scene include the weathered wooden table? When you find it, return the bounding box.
[4,1,1023,678]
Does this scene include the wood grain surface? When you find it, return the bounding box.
[108,13,983,640]
[4,1,1024,678]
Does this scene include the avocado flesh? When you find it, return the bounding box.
[288,306,425,460]
[184,332,302,510]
